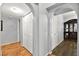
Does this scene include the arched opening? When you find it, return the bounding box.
[47,3,78,56]
[1,3,34,56]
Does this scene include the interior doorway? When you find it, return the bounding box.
[64,19,77,42]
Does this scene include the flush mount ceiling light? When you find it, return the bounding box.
[10,7,23,13]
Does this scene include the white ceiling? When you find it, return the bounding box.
[39,3,55,14]
[54,8,73,15]
[39,3,55,9]
[63,11,77,22]
[2,3,31,19]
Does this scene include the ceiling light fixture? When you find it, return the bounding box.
[10,7,23,13]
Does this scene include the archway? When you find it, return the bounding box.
[47,3,79,56]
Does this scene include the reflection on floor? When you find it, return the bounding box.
[1,42,32,56]
[48,40,77,56]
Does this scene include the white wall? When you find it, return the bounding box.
[49,14,64,50]
[31,4,39,56]
[0,6,1,45]
[22,12,33,53]
[39,13,48,56]
[0,5,2,56]
[1,17,19,45]
[39,3,55,56]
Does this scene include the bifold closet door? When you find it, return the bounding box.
[22,12,33,54]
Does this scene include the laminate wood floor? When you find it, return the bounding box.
[1,42,32,56]
[48,40,77,56]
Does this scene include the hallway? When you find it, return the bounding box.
[48,40,77,56]
[1,42,32,56]
[0,3,79,56]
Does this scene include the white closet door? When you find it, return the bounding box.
[22,12,33,53]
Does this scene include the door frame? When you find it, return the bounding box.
[19,3,39,56]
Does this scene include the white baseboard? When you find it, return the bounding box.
[44,50,53,56]
[44,39,64,56]
[1,41,19,46]
[44,53,49,56]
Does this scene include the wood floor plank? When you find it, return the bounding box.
[1,42,32,56]
[48,40,77,56]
